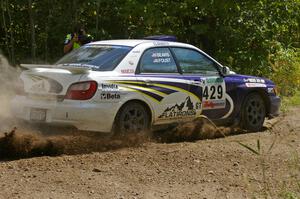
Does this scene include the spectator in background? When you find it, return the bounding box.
[63,24,93,54]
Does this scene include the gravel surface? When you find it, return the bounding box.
[0,107,299,199]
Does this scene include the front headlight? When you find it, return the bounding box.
[267,86,278,95]
[273,86,278,96]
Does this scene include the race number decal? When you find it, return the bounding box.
[202,77,226,110]
[203,85,223,100]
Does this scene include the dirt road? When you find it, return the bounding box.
[0,107,299,199]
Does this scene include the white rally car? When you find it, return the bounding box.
[12,38,280,134]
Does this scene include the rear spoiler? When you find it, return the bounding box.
[20,64,91,74]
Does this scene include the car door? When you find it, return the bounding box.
[135,47,193,124]
[170,47,228,119]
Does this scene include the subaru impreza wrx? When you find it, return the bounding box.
[12,38,281,134]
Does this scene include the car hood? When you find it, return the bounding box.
[225,74,274,85]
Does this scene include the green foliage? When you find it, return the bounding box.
[279,191,299,199]
[238,140,261,155]
[281,91,300,112]
[269,47,300,96]
[284,91,300,106]
[0,0,299,95]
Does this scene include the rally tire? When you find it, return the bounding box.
[113,101,150,135]
[240,93,266,132]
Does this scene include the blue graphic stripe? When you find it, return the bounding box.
[114,78,202,100]
[154,81,202,100]
[148,85,178,95]
[189,85,202,100]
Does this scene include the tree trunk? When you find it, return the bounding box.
[44,0,50,63]
[1,0,11,61]
[28,0,36,63]
[72,0,77,26]
[95,0,100,40]
[6,0,15,64]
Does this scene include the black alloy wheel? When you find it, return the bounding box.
[114,102,150,135]
[241,93,266,132]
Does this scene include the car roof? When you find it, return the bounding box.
[88,39,193,48]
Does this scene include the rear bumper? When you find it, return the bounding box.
[268,95,281,118]
[11,95,118,132]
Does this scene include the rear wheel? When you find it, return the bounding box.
[113,102,150,135]
[240,93,266,132]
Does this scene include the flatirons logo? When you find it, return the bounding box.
[158,97,196,119]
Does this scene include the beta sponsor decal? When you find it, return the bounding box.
[100,92,120,100]
[158,96,197,119]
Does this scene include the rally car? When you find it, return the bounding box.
[11,38,280,134]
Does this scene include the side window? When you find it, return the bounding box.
[171,48,218,74]
[139,48,178,73]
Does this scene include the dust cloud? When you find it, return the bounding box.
[0,128,150,159]
[0,54,20,131]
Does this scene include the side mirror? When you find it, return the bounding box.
[222,66,231,75]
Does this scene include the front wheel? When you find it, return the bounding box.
[113,102,150,135]
[240,93,266,132]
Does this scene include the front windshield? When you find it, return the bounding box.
[56,45,133,71]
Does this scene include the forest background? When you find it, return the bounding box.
[0,0,299,96]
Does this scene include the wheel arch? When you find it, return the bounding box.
[242,89,271,116]
[239,89,269,131]
[238,88,271,121]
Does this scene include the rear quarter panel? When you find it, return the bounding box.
[80,72,155,125]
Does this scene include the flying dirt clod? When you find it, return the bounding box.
[155,116,234,143]
[0,128,65,159]
[0,128,149,160]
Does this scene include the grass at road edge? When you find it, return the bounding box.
[280,91,300,113]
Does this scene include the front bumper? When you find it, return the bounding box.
[268,95,281,118]
[11,95,118,132]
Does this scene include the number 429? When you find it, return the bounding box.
[203,85,223,100]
